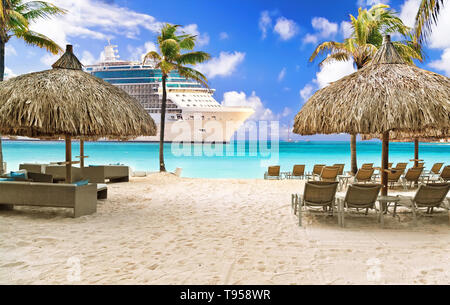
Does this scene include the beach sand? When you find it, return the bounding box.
[0,173,449,284]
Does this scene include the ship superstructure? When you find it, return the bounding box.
[85,43,254,142]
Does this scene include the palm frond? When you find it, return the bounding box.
[415,0,445,43]
[177,51,210,65]
[159,60,175,75]
[14,29,62,54]
[177,66,209,88]
[19,1,67,21]
[179,36,196,50]
[319,52,352,66]
[160,38,180,60]
[143,51,161,64]
[309,41,350,62]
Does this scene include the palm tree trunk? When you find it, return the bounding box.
[350,134,357,175]
[159,74,167,172]
[0,37,5,175]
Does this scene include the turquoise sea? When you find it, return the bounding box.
[2,140,449,179]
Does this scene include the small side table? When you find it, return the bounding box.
[337,175,352,191]
[377,195,400,226]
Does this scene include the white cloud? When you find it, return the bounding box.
[357,0,390,7]
[4,67,17,79]
[429,48,450,76]
[80,50,97,65]
[197,51,245,79]
[300,59,356,102]
[221,91,276,121]
[219,32,229,40]
[221,91,292,122]
[180,24,210,46]
[303,33,318,45]
[315,59,356,88]
[274,17,299,40]
[127,41,157,62]
[40,53,59,67]
[259,10,272,39]
[303,17,338,44]
[300,84,315,101]
[340,21,353,37]
[29,0,208,65]
[399,0,420,28]
[278,67,286,82]
[281,107,292,117]
[5,44,17,56]
[312,17,338,37]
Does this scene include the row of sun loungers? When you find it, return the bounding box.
[266,163,450,189]
[291,181,450,227]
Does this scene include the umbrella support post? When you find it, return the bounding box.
[381,131,389,196]
[80,140,84,168]
[414,138,419,168]
[65,135,72,183]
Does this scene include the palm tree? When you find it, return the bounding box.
[415,0,446,43]
[309,4,423,174]
[0,0,65,173]
[143,24,210,172]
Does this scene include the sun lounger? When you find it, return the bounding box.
[401,167,424,189]
[285,165,305,179]
[428,165,450,182]
[292,181,338,226]
[319,166,339,182]
[361,163,374,169]
[82,165,130,183]
[0,181,97,217]
[264,166,281,180]
[332,164,345,175]
[426,163,444,175]
[337,184,382,227]
[394,183,450,224]
[394,163,408,171]
[306,164,326,180]
[354,168,374,183]
[388,168,405,187]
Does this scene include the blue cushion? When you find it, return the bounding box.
[109,163,122,166]
[73,180,89,186]
[89,165,100,167]
[10,172,26,179]
[0,178,15,181]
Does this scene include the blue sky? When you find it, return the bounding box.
[4,0,450,140]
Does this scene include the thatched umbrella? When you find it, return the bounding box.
[294,35,450,195]
[0,45,156,182]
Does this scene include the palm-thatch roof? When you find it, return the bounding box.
[293,36,450,136]
[0,45,156,140]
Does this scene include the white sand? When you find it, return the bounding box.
[0,173,449,284]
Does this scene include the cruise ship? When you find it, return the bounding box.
[85,43,254,142]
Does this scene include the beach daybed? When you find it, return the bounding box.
[264,166,281,180]
[394,183,450,224]
[82,165,130,183]
[45,165,83,183]
[19,163,48,174]
[337,184,382,227]
[292,181,338,226]
[0,181,97,217]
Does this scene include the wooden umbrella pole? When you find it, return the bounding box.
[414,138,419,168]
[80,139,84,168]
[65,135,72,183]
[381,131,389,196]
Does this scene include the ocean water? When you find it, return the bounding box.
[2,140,449,179]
